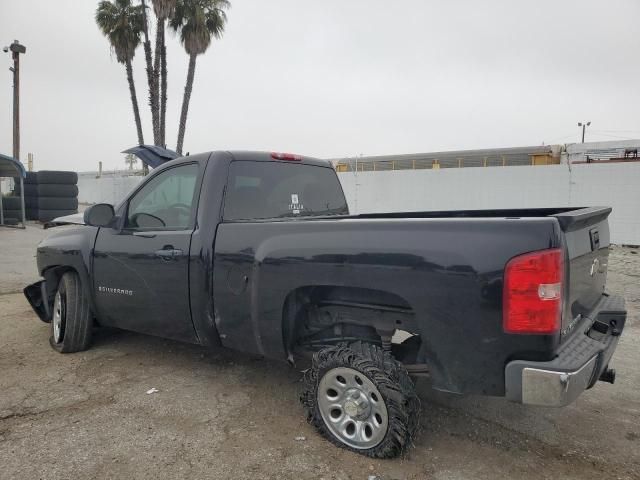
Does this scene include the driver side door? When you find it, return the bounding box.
[93,162,200,342]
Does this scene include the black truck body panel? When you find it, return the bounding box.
[35,225,100,313]
[90,158,209,343]
[213,217,562,395]
[27,151,626,402]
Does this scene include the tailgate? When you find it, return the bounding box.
[553,207,612,340]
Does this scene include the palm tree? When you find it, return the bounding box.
[170,0,229,155]
[141,0,160,147]
[96,0,146,146]
[152,0,177,147]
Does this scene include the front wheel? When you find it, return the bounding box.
[301,342,420,458]
[49,271,92,353]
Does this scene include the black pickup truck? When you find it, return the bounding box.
[24,151,626,458]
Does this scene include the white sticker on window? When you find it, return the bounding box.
[289,193,303,214]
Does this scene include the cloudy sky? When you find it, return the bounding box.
[1,0,639,171]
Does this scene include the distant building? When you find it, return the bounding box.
[564,139,640,164]
[332,145,561,172]
[332,139,640,172]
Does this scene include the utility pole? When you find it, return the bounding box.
[578,121,591,144]
[3,40,27,160]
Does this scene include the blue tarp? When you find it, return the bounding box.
[122,145,180,169]
[0,153,27,178]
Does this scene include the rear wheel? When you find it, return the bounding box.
[301,342,420,458]
[49,272,92,353]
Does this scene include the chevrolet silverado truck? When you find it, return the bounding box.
[24,151,626,458]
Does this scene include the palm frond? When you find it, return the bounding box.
[169,0,230,55]
[95,0,144,63]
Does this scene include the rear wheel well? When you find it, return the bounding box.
[283,286,423,365]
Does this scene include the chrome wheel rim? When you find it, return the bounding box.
[317,367,388,449]
[53,291,63,343]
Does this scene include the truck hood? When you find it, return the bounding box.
[43,212,85,229]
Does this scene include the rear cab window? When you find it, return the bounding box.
[223,161,348,221]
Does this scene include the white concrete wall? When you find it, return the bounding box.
[77,175,143,206]
[77,162,640,245]
[338,163,640,245]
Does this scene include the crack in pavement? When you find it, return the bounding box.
[0,393,116,426]
[0,410,38,421]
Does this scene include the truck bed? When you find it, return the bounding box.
[212,205,613,396]
[354,206,609,226]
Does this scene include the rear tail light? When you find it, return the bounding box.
[271,152,302,161]
[503,248,563,334]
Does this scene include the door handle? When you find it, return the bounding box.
[134,231,156,238]
[155,248,183,259]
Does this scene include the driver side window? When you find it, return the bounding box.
[126,163,199,230]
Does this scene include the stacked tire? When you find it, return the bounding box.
[8,172,37,220]
[13,171,79,222]
[1,193,26,222]
[34,171,79,222]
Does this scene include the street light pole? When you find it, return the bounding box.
[4,40,26,160]
[578,121,591,144]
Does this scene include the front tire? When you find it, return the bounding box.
[49,272,92,353]
[301,342,420,458]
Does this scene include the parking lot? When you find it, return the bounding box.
[1,224,639,480]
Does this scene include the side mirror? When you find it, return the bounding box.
[84,203,115,227]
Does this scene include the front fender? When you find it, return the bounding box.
[33,226,100,320]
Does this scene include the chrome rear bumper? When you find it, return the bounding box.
[518,356,597,406]
[505,294,626,407]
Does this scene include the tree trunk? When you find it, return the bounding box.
[160,42,167,147]
[145,39,158,148]
[154,20,164,145]
[141,0,159,148]
[176,54,197,156]
[125,60,144,147]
